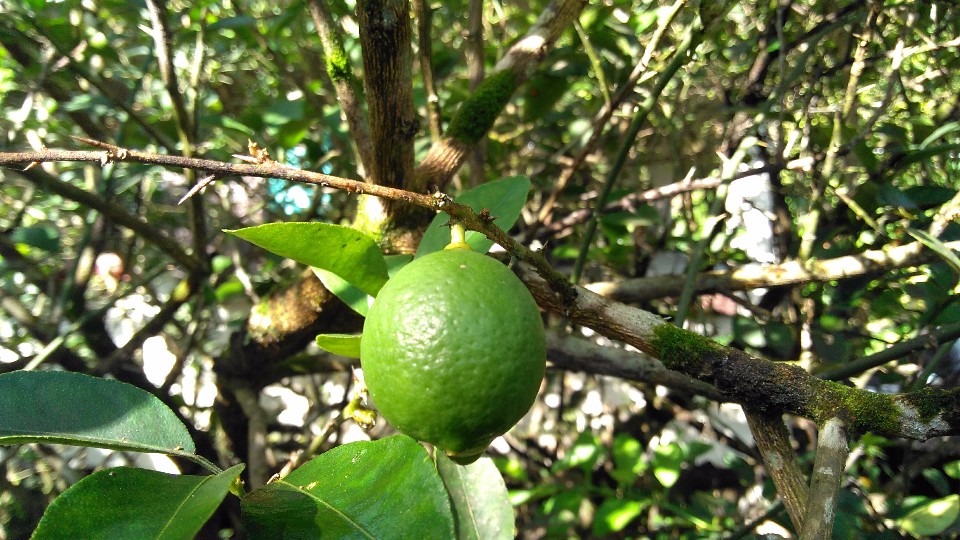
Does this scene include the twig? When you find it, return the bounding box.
[11,165,204,273]
[534,0,686,227]
[233,386,271,489]
[585,239,960,303]
[414,0,588,191]
[414,0,443,143]
[307,0,374,173]
[818,321,960,381]
[571,19,707,284]
[800,418,850,539]
[745,412,808,531]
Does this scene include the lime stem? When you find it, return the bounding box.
[446,222,471,250]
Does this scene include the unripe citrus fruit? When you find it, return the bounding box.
[360,245,546,464]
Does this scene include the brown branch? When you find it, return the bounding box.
[8,164,204,273]
[745,412,808,531]
[800,418,849,539]
[413,0,443,143]
[413,0,588,190]
[585,239,960,303]
[308,0,374,173]
[5,145,960,440]
[357,0,416,189]
[546,332,725,401]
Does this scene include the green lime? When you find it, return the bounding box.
[360,246,546,464]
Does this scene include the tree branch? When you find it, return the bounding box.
[745,412,808,531]
[800,418,849,539]
[413,0,588,190]
[308,0,374,173]
[585,239,960,303]
[546,332,725,401]
[9,165,204,273]
[5,145,960,440]
[413,0,443,143]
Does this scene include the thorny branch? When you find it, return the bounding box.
[3,143,960,442]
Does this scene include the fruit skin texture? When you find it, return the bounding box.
[360,247,546,464]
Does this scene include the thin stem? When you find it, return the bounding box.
[571,22,703,284]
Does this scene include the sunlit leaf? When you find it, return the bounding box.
[898,494,960,537]
[436,453,514,540]
[33,465,243,540]
[227,223,389,297]
[242,435,454,538]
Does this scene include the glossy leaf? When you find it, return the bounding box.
[313,267,372,316]
[417,176,531,257]
[315,334,361,358]
[313,254,413,317]
[0,371,194,454]
[33,465,244,540]
[436,453,513,540]
[227,223,389,297]
[898,494,960,537]
[242,435,454,539]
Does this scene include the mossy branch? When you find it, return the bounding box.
[3,144,960,440]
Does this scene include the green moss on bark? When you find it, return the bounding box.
[326,46,351,83]
[446,70,517,144]
[901,387,960,423]
[651,324,722,374]
[811,380,902,435]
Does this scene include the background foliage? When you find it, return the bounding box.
[2,0,960,537]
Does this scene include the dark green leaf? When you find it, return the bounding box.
[33,465,243,540]
[315,334,361,358]
[242,435,454,539]
[11,226,59,252]
[227,223,389,297]
[417,176,531,257]
[436,454,513,540]
[0,371,194,454]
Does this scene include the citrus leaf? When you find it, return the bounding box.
[33,465,243,540]
[0,371,194,454]
[315,334,361,358]
[417,176,531,257]
[313,254,413,317]
[226,223,389,297]
[242,435,454,539]
[436,454,514,540]
[313,267,372,316]
[898,494,960,537]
